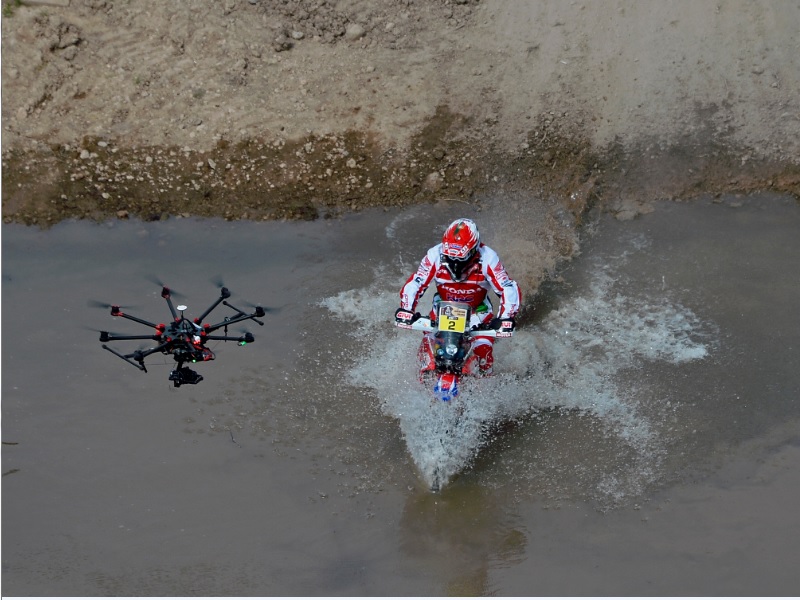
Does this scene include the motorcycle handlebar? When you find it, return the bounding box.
[395,319,512,338]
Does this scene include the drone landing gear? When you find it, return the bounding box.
[169,367,204,387]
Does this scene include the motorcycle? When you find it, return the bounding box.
[396,301,513,402]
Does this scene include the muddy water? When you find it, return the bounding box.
[2,193,799,596]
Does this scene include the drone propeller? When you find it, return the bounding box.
[245,300,279,314]
[84,325,132,338]
[87,300,137,311]
[228,296,279,315]
[144,274,169,288]
[206,275,277,315]
[144,275,185,299]
[230,329,256,346]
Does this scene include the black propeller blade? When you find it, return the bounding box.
[207,276,277,314]
[87,300,137,310]
[83,326,132,338]
[144,275,185,299]
[235,298,279,314]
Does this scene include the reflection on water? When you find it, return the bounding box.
[3,193,800,596]
[400,482,527,596]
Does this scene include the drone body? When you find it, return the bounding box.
[97,284,264,387]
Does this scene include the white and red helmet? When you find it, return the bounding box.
[441,218,480,280]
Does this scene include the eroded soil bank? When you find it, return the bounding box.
[4,109,799,228]
[3,1,799,229]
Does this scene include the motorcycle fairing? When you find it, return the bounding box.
[433,372,459,402]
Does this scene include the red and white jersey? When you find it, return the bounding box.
[400,243,521,319]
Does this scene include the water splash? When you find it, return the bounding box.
[320,237,714,498]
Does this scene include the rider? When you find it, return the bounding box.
[395,218,521,376]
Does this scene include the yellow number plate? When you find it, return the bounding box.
[438,306,468,333]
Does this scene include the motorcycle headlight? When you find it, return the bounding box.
[446,344,458,356]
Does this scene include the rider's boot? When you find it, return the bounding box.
[472,338,494,376]
[418,334,436,376]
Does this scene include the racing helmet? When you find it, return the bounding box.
[441,218,480,281]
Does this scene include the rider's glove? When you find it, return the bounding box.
[490,316,516,337]
[395,307,420,329]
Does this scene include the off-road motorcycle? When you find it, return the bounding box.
[396,301,514,402]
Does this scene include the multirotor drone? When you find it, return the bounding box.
[95,282,265,387]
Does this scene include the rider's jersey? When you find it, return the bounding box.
[400,243,521,319]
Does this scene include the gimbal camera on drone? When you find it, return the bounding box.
[95,283,265,387]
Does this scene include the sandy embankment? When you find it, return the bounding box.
[2,0,798,230]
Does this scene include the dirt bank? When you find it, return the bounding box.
[3,0,799,228]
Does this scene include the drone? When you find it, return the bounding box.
[95,283,265,387]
